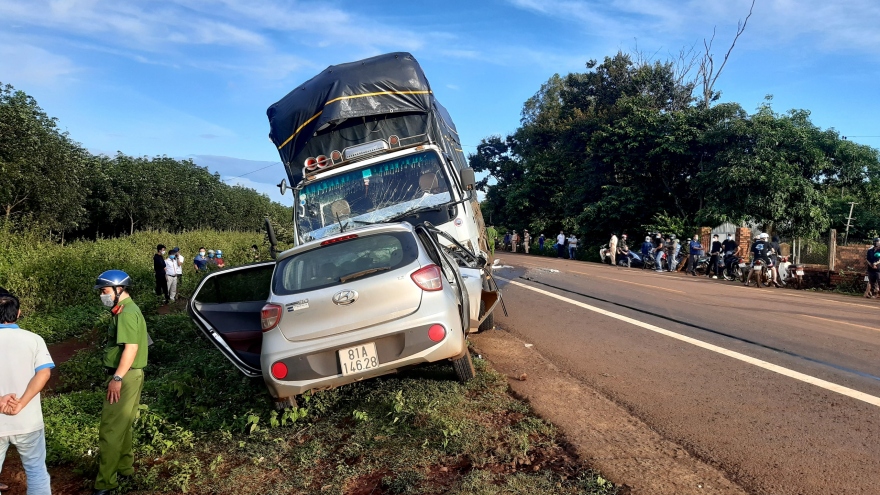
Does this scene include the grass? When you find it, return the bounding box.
[3,230,617,494]
[47,313,616,494]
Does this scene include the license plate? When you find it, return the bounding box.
[339,342,379,376]
[866,276,870,282]
[796,270,804,276]
[738,263,746,268]
[753,265,762,271]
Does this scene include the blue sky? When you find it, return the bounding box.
[2,0,879,204]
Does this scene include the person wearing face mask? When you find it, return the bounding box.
[193,247,208,271]
[152,245,169,305]
[92,270,148,495]
[215,250,226,268]
[164,248,180,303]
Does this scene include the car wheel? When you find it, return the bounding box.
[452,349,476,382]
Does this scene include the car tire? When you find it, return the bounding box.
[452,348,476,383]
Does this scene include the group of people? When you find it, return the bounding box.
[1,270,149,494]
[152,244,230,304]
[495,229,533,254]
[485,226,580,259]
[555,231,579,259]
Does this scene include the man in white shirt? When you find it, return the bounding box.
[165,248,180,302]
[0,291,54,495]
[568,235,579,260]
[608,233,618,265]
[556,231,566,258]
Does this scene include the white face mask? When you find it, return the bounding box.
[100,293,115,308]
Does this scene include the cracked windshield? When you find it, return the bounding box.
[297,150,452,241]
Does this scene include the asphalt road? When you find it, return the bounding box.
[490,253,880,495]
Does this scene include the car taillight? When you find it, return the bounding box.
[411,265,443,291]
[428,324,446,342]
[271,362,288,379]
[320,234,358,246]
[261,304,282,332]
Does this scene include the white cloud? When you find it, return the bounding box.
[0,42,79,87]
[506,0,880,56]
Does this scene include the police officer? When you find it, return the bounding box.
[93,270,148,495]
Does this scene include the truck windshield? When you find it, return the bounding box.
[296,150,453,241]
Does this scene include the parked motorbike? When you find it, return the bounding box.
[618,250,643,268]
[599,244,612,264]
[722,252,744,281]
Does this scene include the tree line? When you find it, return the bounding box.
[0,82,291,240]
[469,52,880,247]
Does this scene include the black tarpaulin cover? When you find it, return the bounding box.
[267,52,435,171]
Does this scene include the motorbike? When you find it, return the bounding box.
[599,244,612,264]
[722,252,744,281]
[743,259,772,287]
[618,250,643,268]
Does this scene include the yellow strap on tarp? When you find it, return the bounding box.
[277,90,432,151]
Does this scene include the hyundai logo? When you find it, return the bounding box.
[332,289,359,305]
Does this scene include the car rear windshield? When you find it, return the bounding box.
[273,231,419,295]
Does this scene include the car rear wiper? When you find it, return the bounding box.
[339,266,391,283]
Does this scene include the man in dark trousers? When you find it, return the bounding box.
[93,270,148,495]
[708,234,722,279]
[686,234,704,276]
[153,245,169,305]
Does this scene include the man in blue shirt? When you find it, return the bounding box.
[686,235,704,276]
[193,247,208,272]
[865,238,880,298]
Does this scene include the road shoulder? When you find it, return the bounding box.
[471,328,748,495]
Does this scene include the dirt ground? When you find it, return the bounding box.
[471,328,749,495]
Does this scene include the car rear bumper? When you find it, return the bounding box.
[260,307,466,399]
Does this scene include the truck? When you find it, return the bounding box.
[187,53,503,404]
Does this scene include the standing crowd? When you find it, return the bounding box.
[486,226,580,260]
[152,244,242,305]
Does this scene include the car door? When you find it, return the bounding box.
[188,262,275,377]
[415,225,470,334]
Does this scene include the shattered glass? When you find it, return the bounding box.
[296,150,453,242]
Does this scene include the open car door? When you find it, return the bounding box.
[188,262,275,377]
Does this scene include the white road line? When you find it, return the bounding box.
[507,279,880,408]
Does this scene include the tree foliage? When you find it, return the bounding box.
[0,83,291,238]
[471,53,880,245]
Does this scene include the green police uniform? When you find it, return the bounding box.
[95,297,148,491]
[486,226,497,255]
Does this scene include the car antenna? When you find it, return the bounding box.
[336,212,347,233]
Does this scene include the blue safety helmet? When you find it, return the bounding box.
[216,250,223,258]
[94,270,132,290]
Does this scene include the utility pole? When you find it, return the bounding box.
[843,202,858,246]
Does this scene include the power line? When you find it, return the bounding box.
[221,162,282,182]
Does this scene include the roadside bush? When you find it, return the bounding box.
[0,229,263,331]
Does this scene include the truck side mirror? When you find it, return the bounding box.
[277,178,290,196]
[460,168,476,191]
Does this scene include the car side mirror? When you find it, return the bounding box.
[460,168,476,191]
